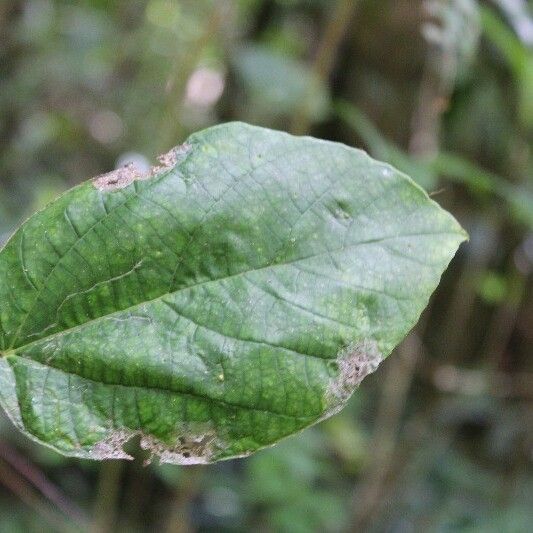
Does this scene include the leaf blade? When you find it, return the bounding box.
[0,122,466,463]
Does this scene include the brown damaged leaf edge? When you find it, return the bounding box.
[92,143,192,191]
[91,427,221,466]
[322,340,383,420]
[86,340,383,465]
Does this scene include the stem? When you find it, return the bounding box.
[435,220,499,364]
[408,64,450,156]
[0,440,88,527]
[164,466,205,533]
[122,462,152,530]
[158,3,223,151]
[290,0,358,135]
[350,333,424,531]
[409,1,458,156]
[350,3,457,521]
[482,268,526,378]
[0,458,75,533]
[90,460,124,533]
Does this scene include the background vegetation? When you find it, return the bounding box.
[0,0,531,531]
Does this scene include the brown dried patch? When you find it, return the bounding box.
[89,426,219,465]
[93,164,143,192]
[141,431,216,465]
[150,143,191,176]
[326,339,383,409]
[93,143,192,191]
[90,429,135,460]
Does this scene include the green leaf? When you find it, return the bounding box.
[0,122,466,464]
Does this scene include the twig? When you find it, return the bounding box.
[350,333,424,531]
[290,0,359,135]
[158,3,223,151]
[164,465,205,533]
[0,440,88,527]
[409,0,464,156]
[122,462,152,530]
[350,3,460,525]
[435,222,498,364]
[0,458,75,533]
[90,460,124,533]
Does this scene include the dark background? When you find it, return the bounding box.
[0,1,532,531]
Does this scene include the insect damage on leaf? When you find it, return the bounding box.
[327,339,383,408]
[91,429,135,461]
[140,432,217,465]
[91,426,221,465]
[151,143,192,175]
[93,163,143,192]
[93,143,192,191]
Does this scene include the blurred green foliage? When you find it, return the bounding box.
[232,43,330,125]
[0,0,532,532]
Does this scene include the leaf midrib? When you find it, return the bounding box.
[6,140,322,351]
[7,353,319,420]
[7,170,174,351]
[2,229,461,358]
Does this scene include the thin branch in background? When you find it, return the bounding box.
[122,462,153,531]
[164,465,205,533]
[0,440,88,527]
[350,1,469,527]
[432,212,503,367]
[409,0,463,156]
[408,61,450,157]
[290,0,359,135]
[90,460,124,533]
[350,333,424,531]
[158,2,224,152]
[482,266,527,377]
[0,458,75,533]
